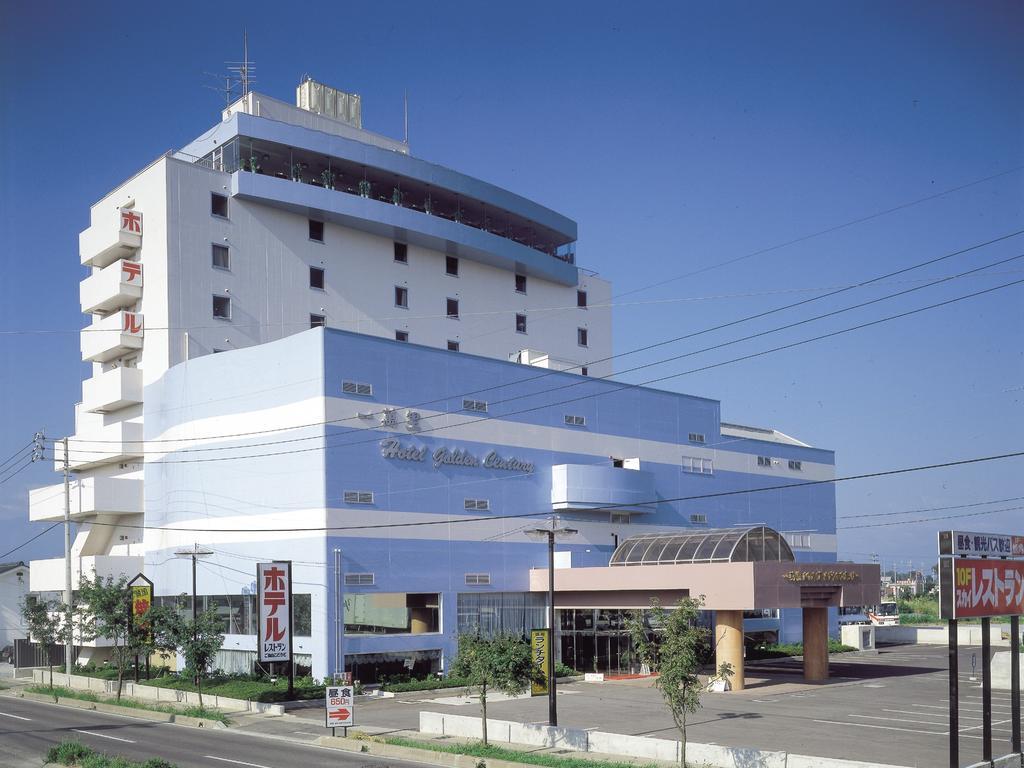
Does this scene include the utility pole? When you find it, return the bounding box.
[63,436,74,675]
[174,544,213,684]
[334,548,344,680]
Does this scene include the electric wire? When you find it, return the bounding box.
[838,495,1024,520]
[0,442,33,473]
[0,522,62,560]
[0,458,35,487]
[838,504,1024,530]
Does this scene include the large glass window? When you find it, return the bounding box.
[456,592,547,638]
[154,593,312,636]
[344,592,440,635]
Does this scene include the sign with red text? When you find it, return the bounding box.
[257,561,292,663]
[325,685,354,727]
[128,573,154,640]
[119,208,143,236]
[121,260,142,285]
[530,629,549,696]
[938,530,1024,559]
[939,557,1024,619]
[123,312,143,336]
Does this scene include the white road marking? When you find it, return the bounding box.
[72,729,135,743]
[849,714,950,727]
[205,756,275,768]
[0,711,32,721]
[812,718,946,735]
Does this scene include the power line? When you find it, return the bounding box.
[0,522,61,560]
[61,273,1024,463]
[839,495,1024,520]
[838,504,1024,530]
[70,449,1024,533]
[0,442,33,473]
[0,458,34,487]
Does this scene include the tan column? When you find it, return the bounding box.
[715,610,745,691]
[802,607,829,681]
[409,607,431,634]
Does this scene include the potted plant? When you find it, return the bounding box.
[321,169,335,190]
[358,179,372,198]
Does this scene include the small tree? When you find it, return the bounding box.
[77,574,151,700]
[625,597,732,767]
[20,595,71,693]
[152,595,225,708]
[451,633,538,746]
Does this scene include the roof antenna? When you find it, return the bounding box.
[226,29,256,98]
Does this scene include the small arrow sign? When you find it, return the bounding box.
[330,707,350,720]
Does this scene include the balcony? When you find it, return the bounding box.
[81,311,143,363]
[551,464,657,514]
[30,555,143,593]
[29,477,143,522]
[55,421,144,472]
[82,367,143,413]
[80,206,143,268]
[80,259,143,315]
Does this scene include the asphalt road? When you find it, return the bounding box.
[0,694,420,768]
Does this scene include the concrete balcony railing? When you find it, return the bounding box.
[29,476,143,522]
[30,554,143,593]
[80,259,143,315]
[54,421,144,472]
[81,311,143,363]
[82,366,143,413]
[80,206,143,268]
[551,464,657,514]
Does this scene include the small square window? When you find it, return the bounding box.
[211,244,230,270]
[577,290,587,308]
[309,266,325,290]
[447,340,460,352]
[211,193,228,218]
[788,460,803,471]
[515,274,527,293]
[515,313,527,333]
[394,242,408,263]
[757,456,773,467]
[446,255,459,276]
[310,314,325,328]
[395,286,409,308]
[577,327,588,347]
[581,366,588,376]
[309,219,324,242]
[688,433,706,444]
[395,330,409,342]
[212,295,231,319]
[447,298,459,319]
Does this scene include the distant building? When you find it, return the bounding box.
[0,562,29,652]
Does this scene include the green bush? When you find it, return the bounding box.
[747,640,856,660]
[553,662,579,678]
[383,736,653,768]
[47,740,95,764]
[381,675,470,692]
[45,740,176,768]
[142,673,323,702]
[28,684,99,701]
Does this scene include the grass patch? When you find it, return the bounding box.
[381,736,653,768]
[747,639,856,660]
[26,685,229,724]
[46,740,178,767]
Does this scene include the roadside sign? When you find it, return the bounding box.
[940,556,1024,619]
[938,530,1024,559]
[257,561,293,664]
[530,629,549,696]
[326,685,354,728]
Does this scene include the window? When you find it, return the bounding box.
[515,274,527,293]
[394,242,408,263]
[309,219,324,242]
[395,286,409,308]
[447,340,460,352]
[688,433,706,444]
[463,398,488,413]
[345,593,439,635]
[689,513,709,524]
[345,573,375,586]
[682,456,713,474]
[447,298,459,319]
[564,414,586,426]
[342,380,373,396]
[465,573,491,586]
[757,456,774,467]
[784,532,812,549]
[464,498,490,511]
[395,330,409,342]
[581,366,588,376]
[515,313,527,333]
[309,266,325,289]
[212,295,231,319]
[310,314,325,328]
[577,327,588,347]
[212,348,226,354]
[211,244,230,270]
[577,290,587,308]
[610,512,631,525]
[343,491,374,504]
[788,460,803,471]
[446,255,459,276]
[211,193,228,218]
[612,458,625,468]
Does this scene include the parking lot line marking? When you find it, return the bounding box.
[881,708,962,719]
[205,757,274,768]
[72,729,135,744]
[959,718,1013,734]
[0,711,32,721]
[850,714,949,727]
[813,718,946,735]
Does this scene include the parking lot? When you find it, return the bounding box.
[301,644,1020,767]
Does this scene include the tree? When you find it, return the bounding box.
[451,633,538,746]
[624,597,733,767]
[151,595,225,708]
[20,595,71,693]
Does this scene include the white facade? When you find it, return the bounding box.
[0,563,29,650]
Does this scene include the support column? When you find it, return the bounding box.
[715,610,745,691]
[802,607,829,681]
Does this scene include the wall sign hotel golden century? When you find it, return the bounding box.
[782,569,861,584]
[379,438,535,473]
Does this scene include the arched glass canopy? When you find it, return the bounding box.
[609,526,795,566]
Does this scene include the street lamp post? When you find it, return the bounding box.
[527,522,577,727]
[174,544,214,684]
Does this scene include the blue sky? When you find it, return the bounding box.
[1,1,1021,573]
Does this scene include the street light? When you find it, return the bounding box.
[174,543,214,683]
[526,522,577,727]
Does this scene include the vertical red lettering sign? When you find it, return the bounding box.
[119,208,143,235]
[257,561,292,663]
[121,261,142,284]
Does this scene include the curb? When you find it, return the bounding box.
[317,736,554,768]
[14,690,226,728]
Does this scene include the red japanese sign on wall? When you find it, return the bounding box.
[121,260,142,284]
[119,208,143,235]
[939,557,1024,619]
[257,561,292,663]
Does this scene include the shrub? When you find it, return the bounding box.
[47,740,95,765]
[553,662,578,678]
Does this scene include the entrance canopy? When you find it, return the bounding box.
[610,526,795,566]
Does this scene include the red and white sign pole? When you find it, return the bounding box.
[325,683,355,736]
[257,561,294,697]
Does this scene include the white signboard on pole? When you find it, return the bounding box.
[257,561,292,663]
[325,685,354,727]
[938,530,1024,559]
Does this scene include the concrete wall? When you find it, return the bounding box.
[875,624,1011,647]
[0,567,28,648]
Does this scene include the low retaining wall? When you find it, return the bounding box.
[30,669,284,715]
[18,690,226,728]
[874,624,1010,647]
[418,711,923,768]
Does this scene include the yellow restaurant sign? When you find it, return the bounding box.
[782,569,860,584]
[530,629,549,696]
